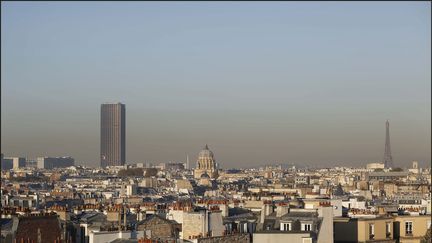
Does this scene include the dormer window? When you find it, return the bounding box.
[302,223,312,231]
[280,222,291,231]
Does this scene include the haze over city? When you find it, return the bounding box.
[1,2,431,168]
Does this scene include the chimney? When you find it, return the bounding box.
[276,202,289,217]
[118,209,121,232]
[260,201,274,223]
[123,206,127,229]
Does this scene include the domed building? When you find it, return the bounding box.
[194,144,218,179]
[198,172,212,187]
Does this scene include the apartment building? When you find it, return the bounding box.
[334,216,395,243]
[393,215,431,243]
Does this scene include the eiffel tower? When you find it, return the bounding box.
[383,120,394,168]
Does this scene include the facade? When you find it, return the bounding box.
[334,216,395,243]
[367,162,385,170]
[408,161,420,174]
[1,155,13,170]
[136,214,181,241]
[393,215,431,243]
[194,144,218,179]
[89,231,133,243]
[295,176,310,185]
[334,214,432,243]
[13,157,25,169]
[37,156,74,169]
[8,195,38,208]
[254,205,334,243]
[0,155,25,170]
[165,162,185,170]
[25,159,38,168]
[166,202,224,240]
[367,171,408,182]
[100,103,126,167]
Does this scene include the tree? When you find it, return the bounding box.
[144,168,158,177]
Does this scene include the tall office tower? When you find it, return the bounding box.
[383,120,394,168]
[100,103,126,167]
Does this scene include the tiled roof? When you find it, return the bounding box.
[15,215,62,243]
[281,211,318,219]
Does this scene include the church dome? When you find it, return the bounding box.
[195,144,217,175]
[198,144,214,159]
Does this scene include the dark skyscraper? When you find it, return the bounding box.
[100,103,126,167]
[383,120,393,168]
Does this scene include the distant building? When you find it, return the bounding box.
[1,156,26,170]
[100,103,126,167]
[8,195,38,208]
[126,184,137,196]
[366,162,385,170]
[165,162,185,171]
[1,154,13,170]
[26,159,38,168]
[194,144,218,179]
[37,156,75,169]
[11,157,26,170]
[366,171,408,182]
[295,176,310,185]
[408,161,420,174]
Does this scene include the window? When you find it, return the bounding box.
[280,223,291,231]
[369,224,375,240]
[427,220,431,229]
[405,221,413,235]
[386,222,391,238]
[302,223,312,231]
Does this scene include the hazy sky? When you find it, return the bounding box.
[1,2,431,168]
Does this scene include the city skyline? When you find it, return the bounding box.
[1,2,431,168]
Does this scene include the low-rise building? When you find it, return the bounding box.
[393,215,431,243]
[136,214,180,241]
[334,216,395,243]
[253,205,333,243]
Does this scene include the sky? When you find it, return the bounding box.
[1,2,431,168]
